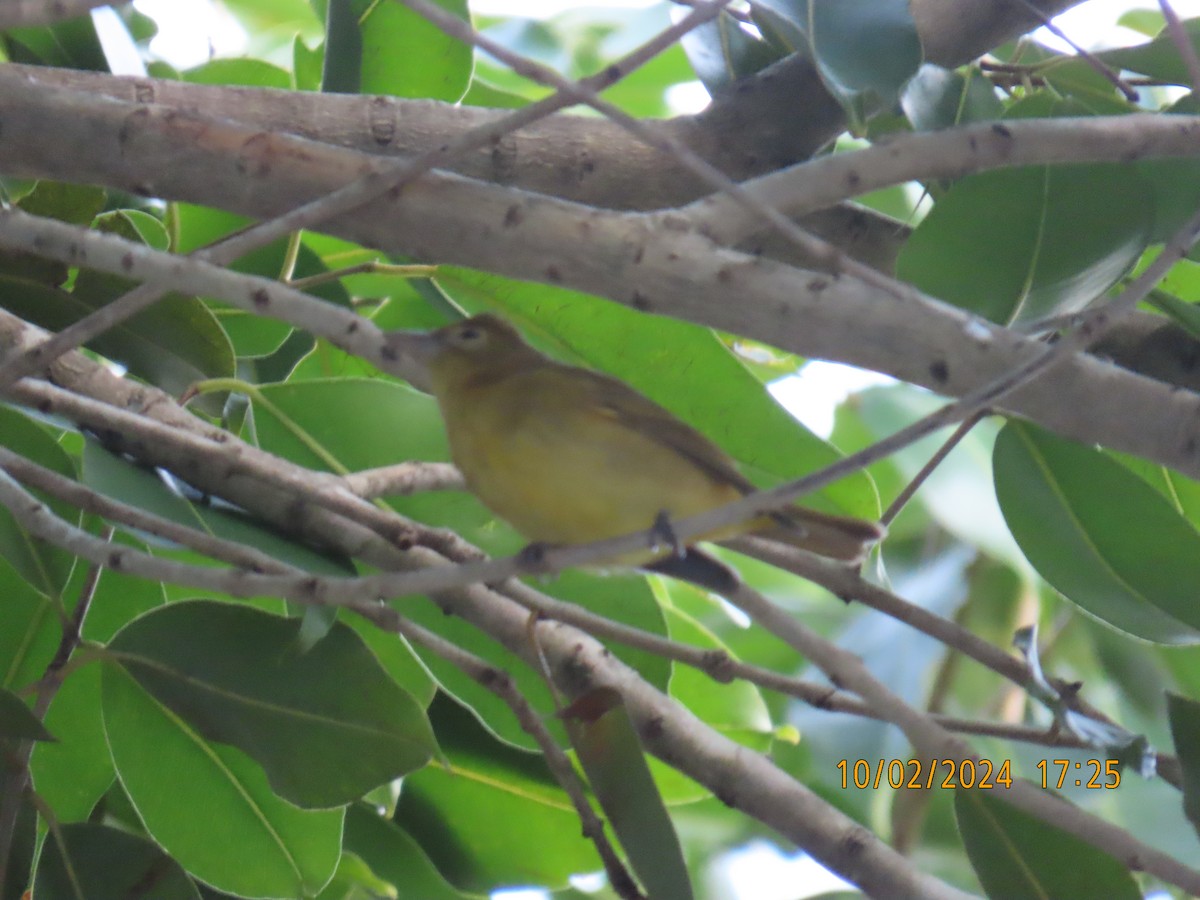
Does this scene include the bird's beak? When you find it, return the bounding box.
[382,329,440,391]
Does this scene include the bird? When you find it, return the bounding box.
[393,313,882,587]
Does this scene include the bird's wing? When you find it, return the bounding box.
[556,363,758,494]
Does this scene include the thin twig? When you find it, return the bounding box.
[1158,0,1200,95]
[880,409,991,527]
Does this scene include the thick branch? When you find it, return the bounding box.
[2,77,1198,479]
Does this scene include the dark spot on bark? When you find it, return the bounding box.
[1186,437,1198,456]
[929,359,949,383]
[545,265,563,283]
[808,278,829,294]
[846,171,861,190]
[842,829,868,857]
[632,245,645,264]
[504,204,523,228]
[381,343,397,361]
[107,550,124,570]
[632,290,651,311]
[641,716,664,741]
[252,288,270,308]
[991,122,1013,139]
[120,252,134,272]
[717,266,733,284]
[345,320,359,334]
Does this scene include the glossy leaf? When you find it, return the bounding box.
[102,662,343,896]
[955,788,1140,899]
[751,0,922,120]
[351,0,472,102]
[993,422,1200,643]
[901,64,1003,131]
[898,165,1154,324]
[107,599,437,807]
[680,10,783,94]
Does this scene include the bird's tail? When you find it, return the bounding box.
[755,506,885,563]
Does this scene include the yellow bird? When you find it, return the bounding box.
[397,313,881,584]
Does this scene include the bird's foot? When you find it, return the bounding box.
[650,510,685,559]
[516,541,555,573]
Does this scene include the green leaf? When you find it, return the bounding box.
[322,0,362,93]
[35,823,201,900]
[343,803,478,900]
[0,404,80,596]
[955,788,1140,899]
[993,421,1200,643]
[183,57,293,88]
[107,599,437,807]
[0,687,54,741]
[102,661,342,896]
[352,0,472,102]
[752,0,922,122]
[901,64,1003,131]
[1100,18,1200,86]
[30,665,115,823]
[898,165,1154,325]
[0,182,106,286]
[0,16,108,70]
[1168,692,1200,839]
[680,10,784,94]
[173,203,351,359]
[394,695,600,892]
[564,688,693,900]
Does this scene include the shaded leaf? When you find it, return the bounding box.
[994,422,1200,643]
[955,788,1140,899]
[394,695,600,892]
[0,687,54,741]
[1168,692,1200,839]
[35,823,200,900]
[898,165,1154,325]
[107,599,437,807]
[564,688,693,900]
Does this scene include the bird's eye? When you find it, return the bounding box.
[456,325,484,344]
